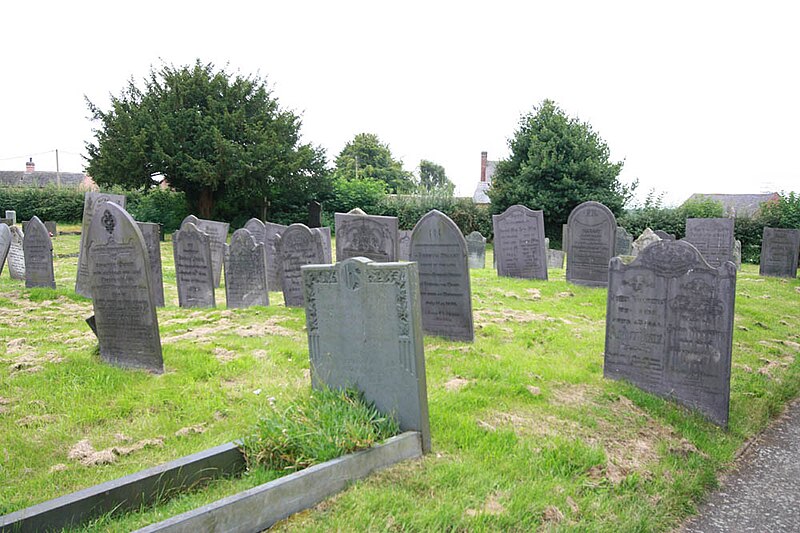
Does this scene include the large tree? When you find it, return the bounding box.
[418,159,454,195]
[85,61,330,219]
[488,99,636,238]
[333,133,415,194]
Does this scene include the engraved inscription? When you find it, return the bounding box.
[225,228,269,308]
[684,218,735,268]
[566,201,617,287]
[492,205,547,280]
[759,227,800,278]
[277,224,325,307]
[173,223,216,308]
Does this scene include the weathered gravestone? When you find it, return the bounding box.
[410,210,474,341]
[684,218,735,268]
[615,227,633,256]
[492,205,547,280]
[654,230,675,241]
[276,223,326,307]
[173,222,216,308]
[5,210,16,225]
[181,215,229,288]
[23,216,55,289]
[760,227,800,278]
[547,249,566,269]
[733,239,742,269]
[302,257,431,452]
[604,239,736,426]
[0,224,10,275]
[398,230,412,261]
[334,211,399,262]
[632,228,661,257]
[225,228,269,308]
[136,222,165,307]
[242,219,288,293]
[566,201,616,287]
[88,203,163,372]
[562,224,569,252]
[44,221,57,237]
[314,226,333,264]
[7,226,25,280]
[308,201,322,228]
[465,231,486,269]
[75,192,126,297]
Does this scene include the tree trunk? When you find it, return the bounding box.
[198,187,214,219]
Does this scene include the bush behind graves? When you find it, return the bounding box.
[372,194,493,238]
[126,188,190,234]
[0,186,84,222]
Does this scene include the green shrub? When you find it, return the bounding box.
[126,188,190,234]
[373,195,493,238]
[0,186,85,223]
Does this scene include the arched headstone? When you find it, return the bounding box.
[23,216,55,289]
[492,205,547,280]
[75,192,126,297]
[276,223,325,307]
[180,215,229,287]
[225,228,269,308]
[566,201,616,287]
[173,222,215,308]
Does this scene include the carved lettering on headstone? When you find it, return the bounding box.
[225,228,270,308]
[684,218,735,268]
[181,215,229,288]
[136,222,165,307]
[7,226,25,280]
[566,201,617,287]
[276,223,325,307]
[760,227,800,278]
[23,216,55,289]
[334,212,399,262]
[76,192,126,297]
[173,222,216,308]
[492,205,547,280]
[0,224,10,275]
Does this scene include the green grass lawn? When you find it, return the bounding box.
[1,233,799,532]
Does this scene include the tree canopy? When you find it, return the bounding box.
[332,133,415,194]
[85,61,331,220]
[488,99,636,238]
[418,159,454,195]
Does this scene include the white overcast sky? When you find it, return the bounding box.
[1,1,798,206]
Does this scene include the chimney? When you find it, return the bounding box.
[25,158,35,174]
[480,151,488,182]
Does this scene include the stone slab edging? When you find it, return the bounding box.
[0,442,245,533]
[134,431,423,533]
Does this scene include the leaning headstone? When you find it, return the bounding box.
[181,215,229,288]
[492,205,547,280]
[308,201,322,228]
[654,230,675,241]
[0,224,10,275]
[7,226,25,280]
[302,257,431,452]
[566,201,617,287]
[760,228,800,278]
[88,203,163,372]
[5,210,16,225]
[225,228,269,308]
[410,210,474,341]
[632,228,662,257]
[398,230,412,261]
[276,223,326,307]
[334,212,399,262]
[684,218,735,268]
[547,249,566,269]
[23,216,55,289]
[136,222,165,307]
[313,227,333,264]
[615,227,633,256]
[75,192,126,297]
[465,231,486,269]
[604,239,736,426]
[173,222,216,308]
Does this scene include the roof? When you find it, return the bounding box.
[0,171,88,188]
[684,193,779,217]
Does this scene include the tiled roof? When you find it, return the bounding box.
[0,171,87,188]
[685,193,779,217]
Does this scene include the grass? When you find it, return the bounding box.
[1,232,799,532]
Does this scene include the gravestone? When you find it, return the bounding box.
[632,228,661,256]
[654,230,675,241]
[566,201,616,287]
[760,227,800,278]
[276,223,325,307]
[465,231,486,269]
[136,222,165,307]
[684,218,735,268]
[604,239,736,426]
[225,228,270,308]
[23,216,55,289]
[562,224,569,252]
[335,212,399,262]
[308,201,322,228]
[0,218,11,226]
[615,227,633,256]
[5,210,16,225]
[75,192,126,297]
[492,205,547,280]
[7,226,25,280]
[88,203,163,372]
[0,224,10,275]
[44,221,57,237]
[410,210,474,341]
[398,230,412,261]
[181,215,229,287]
[547,249,565,269]
[172,222,216,308]
[733,239,742,269]
[313,227,333,263]
[262,221,288,292]
[302,257,431,452]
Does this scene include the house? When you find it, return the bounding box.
[684,193,779,218]
[0,158,96,190]
[472,151,498,204]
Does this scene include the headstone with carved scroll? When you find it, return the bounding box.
[75,192,126,297]
[334,211,399,262]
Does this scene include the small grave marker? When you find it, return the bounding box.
[465,231,486,269]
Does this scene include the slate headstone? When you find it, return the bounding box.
[225,228,270,308]
[263,221,288,292]
[632,228,661,257]
[136,222,165,307]
[313,226,333,264]
[44,221,57,237]
[334,212,399,262]
[23,216,55,289]
[308,201,322,228]
[85,315,97,337]
[276,223,326,307]
[398,230,412,261]
[760,227,800,278]
[465,231,486,269]
[565,201,617,287]
[733,239,742,270]
[5,210,16,225]
[684,218,735,268]
[7,226,25,280]
[547,249,566,269]
[302,257,431,452]
[75,192,126,297]
[604,239,736,426]
[562,224,569,252]
[181,215,229,288]
[173,222,216,308]
[654,230,675,241]
[88,203,163,372]
[492,205,547,280]
[615,227,633,256]
[410,210,474,341]
[0,224,10,275]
